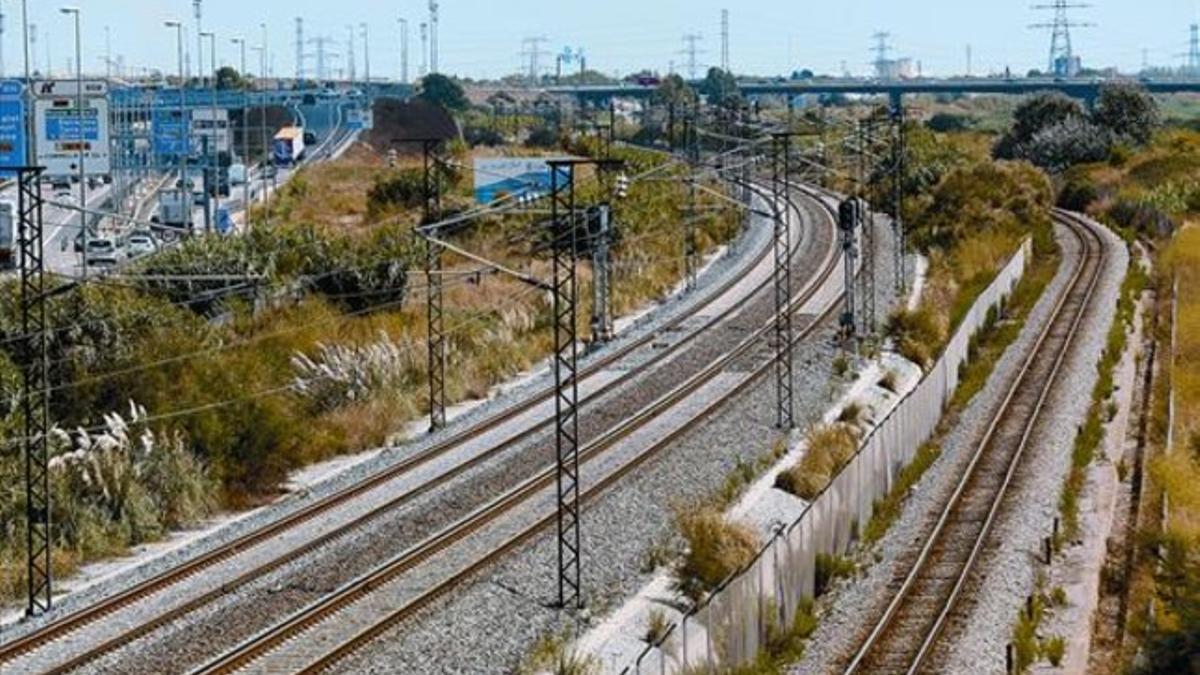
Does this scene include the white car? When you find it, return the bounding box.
[85,238,123,266]
[126,233,157,257]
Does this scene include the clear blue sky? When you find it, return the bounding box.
[7,0,1200,81]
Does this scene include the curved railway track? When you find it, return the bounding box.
[0,181,833,674]
[192,188,850,675]
[843,211,1107,675]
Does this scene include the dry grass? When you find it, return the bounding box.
[775,424,859,501]
[673,506,760,602]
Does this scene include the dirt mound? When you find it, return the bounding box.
[363,98,459,153]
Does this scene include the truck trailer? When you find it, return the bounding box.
[272,126,306,166]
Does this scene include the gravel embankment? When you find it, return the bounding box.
[788,219,1125,675]
[936,219,1126,672]
[1,189,770,641]
[49,186,814,674]
[331,203,913,674]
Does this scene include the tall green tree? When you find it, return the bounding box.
[417,73,469,112]
[700,67,742,108]
[1092,82,1159,146]
[652,74,697,108]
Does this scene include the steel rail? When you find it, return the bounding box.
[0,180,812,671]
[844,211,1107,675]
[193,190,846,675]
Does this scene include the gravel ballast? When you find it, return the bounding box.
[331,202,913,674]
[0,187,771,642]
[787,218,1126,675]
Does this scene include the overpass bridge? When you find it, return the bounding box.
[546,77,1200,109]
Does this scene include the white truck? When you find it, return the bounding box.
[272,126,306,166]
[156,188,192,233]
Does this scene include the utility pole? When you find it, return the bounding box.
[966,44,972,77]
[346,25,356,83]
[428,1,439,74]
[361,23,370,89]
[771,132,797,430]
[61,7,85,274]
[1029,1,1093,77]
[193,0,202,86]
[418,139,447,433]
[398,17,409,83]
[683,98,700,291]
[720,9,730,72]
[891,103,906,293]
[681,33,703,80]
[855,118,876,337]
[104,25,111,79]
[419,23,428,77]
[295,17,304,81]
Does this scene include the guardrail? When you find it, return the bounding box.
[623,238,1033,674]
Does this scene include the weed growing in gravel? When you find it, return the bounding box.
[775,424,859,501]
[862,442,942,544]
[1012,592,1047,672]
[1042,635,1066,667]
[644,608,671,644]
[814,553,856,597]
[673,506,759,603]
[879,370,899,393]
[518,630,600,675]
[832,354,851,377]
[1059,259,1145,540]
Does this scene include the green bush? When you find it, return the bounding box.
[814,553,855,597]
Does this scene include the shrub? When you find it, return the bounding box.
[366,169,426,215]
[1042,635,1066,667]
[673,507,759,602]
[776,424,859,500]
[814,553,855,596]
[1092,82,1159,146]
[832,354,850,377]
[1011,118,1113,174]
[644,608,670,644]
[879,370,899,393]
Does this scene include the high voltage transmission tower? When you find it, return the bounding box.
[1189,23,1200,75]
[522,36,550,83]
[681,33,703,80]
[1029,1,1093,77]
[295,17,305,80]
[720,9,730,72]
[871,31,892,79]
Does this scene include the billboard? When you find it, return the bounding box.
[34,80,110,177]
[473,157,564,203]
[0,80,26,176]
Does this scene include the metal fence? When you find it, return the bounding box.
[624,239,1032,674]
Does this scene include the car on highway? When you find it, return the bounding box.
[84,237,123,266]
[126,232,157,257]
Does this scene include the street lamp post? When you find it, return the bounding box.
[165,20,190,235]
[201,30,216,234]
[232,37,249,217]
[60,6,85,275]
[398,18,408,84]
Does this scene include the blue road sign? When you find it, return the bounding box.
[0,80,27,175]
[153,108,191,158]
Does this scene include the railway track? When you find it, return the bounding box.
[191,188,850,675]
[0,181,831,674]
[843,211,1107,675]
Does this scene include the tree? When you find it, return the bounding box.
[1091,82,1159,146]
[652,74,697,108]
[1010,117,1113,173]
[215,66,249,90]
[417,73,469,112]
[994,91,1085,161]
[700,67,741,108]
[926,113,973,133]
